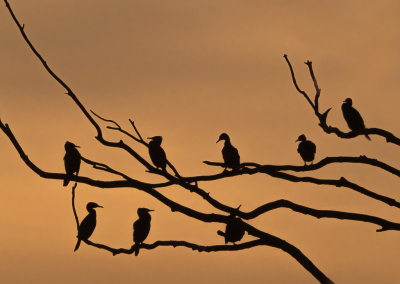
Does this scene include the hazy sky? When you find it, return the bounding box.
[1,1,400,283]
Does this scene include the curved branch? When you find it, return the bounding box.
[196,158,400,210]
[284,54,400,144]
[242,224,334,284]
[205,156,400,178]
[243,199,400,232]
[72,183,79,230]
[263,170,400,209]
[4,0,155,171]
[0,119,157,189]
[81,156,133,180]
[85,239,266,256]
[85,226,334,284]
[91,110,182,177]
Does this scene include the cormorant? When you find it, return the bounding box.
[64,141,81,187]
[342,98,371,140]
[296,134,316,166]
[148,136,167,171]
[216,133,240,170]
[217,212,246,244]
[74,202,103,252]
[133,208,154,256]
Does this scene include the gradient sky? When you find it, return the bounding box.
[1,1,400,283]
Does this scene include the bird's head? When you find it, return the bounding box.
[86,202,103,211]
[137,208,154,217]
[65,141,80,151]
[216,133,230,143]
[343,98,353,106]
[148,136,163,145]
[296,134,307,142]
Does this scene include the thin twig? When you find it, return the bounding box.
[72,183,79,230]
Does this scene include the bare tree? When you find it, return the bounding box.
[3,1,400,283]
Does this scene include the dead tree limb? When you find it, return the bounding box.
[283,54,400,144]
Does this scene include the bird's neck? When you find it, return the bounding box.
[139,213,151,221]
[87,208,97,214]
[224,139,231,146]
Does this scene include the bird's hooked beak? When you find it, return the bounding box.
[216,138,221,143]
[96,205,103,208]
[75,145,80,148]
[147,137,155,140]
[295,138,300,142]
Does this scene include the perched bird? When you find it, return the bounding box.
[342,98,371,140]
[296,134,316,166]
[74,202,103,252]
[216,133,240,170]
[217,213,246,244]
[133,208,154,256]
[63,141,81,187]
[148,136,167,171]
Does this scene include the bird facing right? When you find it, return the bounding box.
[341,98,371,140]
[133,208,154,256]
[148,136,167,171]
[296,134,316,166]
[74,202,103,252]
[63,141,81,187]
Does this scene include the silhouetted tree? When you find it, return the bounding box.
[3,1,400,283]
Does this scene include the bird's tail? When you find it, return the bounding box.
[364,134,371,141]
[74,239,81,252]
[134,243,140,256]
[63,174,72,187]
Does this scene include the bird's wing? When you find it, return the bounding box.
[310,141,316,154]
[77,214,96,240]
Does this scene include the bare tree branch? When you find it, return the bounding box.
[72,183,79,231]
[91,110,182,178]
[243,199,400,232]
[284,54,400,144]
[204,155,400,178]
[199,158,400,209]
[80,156,133,180]
[84,226,334,284]
[85,239,267,256]
[4,0,156,171]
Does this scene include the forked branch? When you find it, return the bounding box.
[284,54,400,144]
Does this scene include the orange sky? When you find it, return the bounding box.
[1,1,400,283]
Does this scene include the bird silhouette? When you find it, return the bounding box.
[296,134,316,166]
[216,133,240,171]
[74,202,103,252]
[342,98,371,140]
[133,208,154,256]
[63,141,81,187]
[217,212,246,244]
[148,136,167,171]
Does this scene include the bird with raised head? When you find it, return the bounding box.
[296,134,316,166]
[216,133,240,171]
[74,202,103,252]
[133,208,154,256]
[148,136,167,171]
[217,212,246,244]
[63,141,81,187]
[342,98,371,140]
